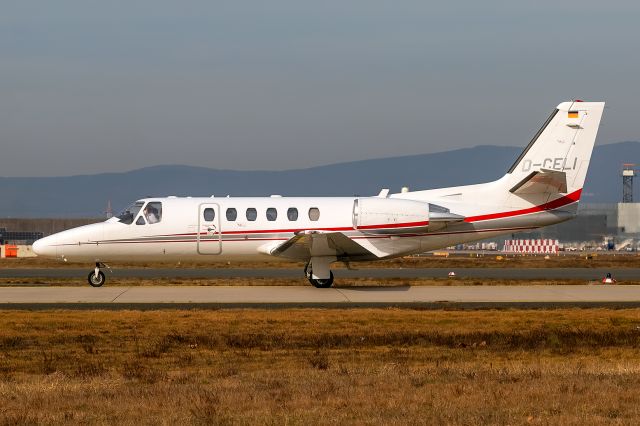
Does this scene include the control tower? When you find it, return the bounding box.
[622,164,635,203]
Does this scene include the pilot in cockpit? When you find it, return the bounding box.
[144,203,160,224]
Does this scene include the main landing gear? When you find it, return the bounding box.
[304,257,335,288]
[307,271,334,288]
[88,262,106,287]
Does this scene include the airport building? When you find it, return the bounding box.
[509,202,640,249]
[0,218,99,241]
[0,227,44,245]
[0,228,43,258]
[508,166,640,249]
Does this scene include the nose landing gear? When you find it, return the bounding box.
[88,262,106,287]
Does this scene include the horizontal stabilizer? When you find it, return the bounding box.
[510,168,567,195]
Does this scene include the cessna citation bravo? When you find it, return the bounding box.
[33,101,605,288]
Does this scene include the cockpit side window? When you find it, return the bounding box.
[143,202,163,224]
[116,202,145,225]
[136,216,146,225]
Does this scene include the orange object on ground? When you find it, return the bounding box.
[4,244,17,258]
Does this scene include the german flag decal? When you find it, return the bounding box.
[568,111,579,118]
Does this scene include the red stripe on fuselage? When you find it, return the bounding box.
[464,189,581,223]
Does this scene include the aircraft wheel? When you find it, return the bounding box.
[309,272,334,288]
[88,270,106,287]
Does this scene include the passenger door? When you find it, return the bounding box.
[197,203,222,255]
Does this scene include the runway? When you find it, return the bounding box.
[2,285,640,309]
[0,267,637,280]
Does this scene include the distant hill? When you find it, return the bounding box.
[1,141,638,217]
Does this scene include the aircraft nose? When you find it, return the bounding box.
[32,236,57,258]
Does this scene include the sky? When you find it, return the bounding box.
[1,0,639,177]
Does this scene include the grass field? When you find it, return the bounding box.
[2,252,639,269]
[2,308,640,424]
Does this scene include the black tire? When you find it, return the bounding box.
[309,271,334,288]
[88,271,106,287]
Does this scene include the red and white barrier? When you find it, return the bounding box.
[503,239,559,254]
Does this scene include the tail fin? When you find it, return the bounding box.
[506,101,605,197]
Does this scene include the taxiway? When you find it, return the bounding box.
[1,285,639,309]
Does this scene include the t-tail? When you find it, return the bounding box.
[503,100,605,204]
[398,100,605,219]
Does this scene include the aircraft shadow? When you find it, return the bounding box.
[334,285,411,292]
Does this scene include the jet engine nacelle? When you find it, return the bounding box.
[353,197,464,235]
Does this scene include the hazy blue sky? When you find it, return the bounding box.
[2,1,639,177]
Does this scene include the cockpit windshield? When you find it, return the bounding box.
[116,202,144,225]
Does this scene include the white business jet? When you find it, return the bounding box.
[33,101,605,288]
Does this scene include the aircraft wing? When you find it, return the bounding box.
[509,168,568,195]
[259,230,387,260]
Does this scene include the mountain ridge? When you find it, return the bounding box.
[1,142,638,217]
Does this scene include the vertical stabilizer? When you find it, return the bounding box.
[506,101,605,197]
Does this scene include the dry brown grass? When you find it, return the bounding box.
[3,252,640,269]
[2,309,640,424]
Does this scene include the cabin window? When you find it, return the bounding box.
[246,208,257,221]
[226,208,237,221]
[203,208,215,221]
[144,202,162,224]
[308,207,320,221]
[266,208,277,221]
[116,201,144,225]
[287,207,298,221]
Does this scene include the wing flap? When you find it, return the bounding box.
[259,230,388,260]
